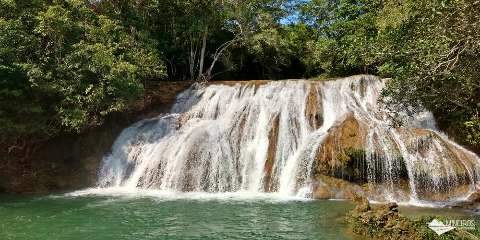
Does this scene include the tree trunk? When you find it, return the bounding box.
[197,27,208,81]
[189,36,197,80]
[205,36,242,81]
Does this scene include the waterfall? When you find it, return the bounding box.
[95,75,480,204]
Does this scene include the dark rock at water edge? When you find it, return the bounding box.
[0,82,192,194]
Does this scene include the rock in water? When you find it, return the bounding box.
[97,75,480,205]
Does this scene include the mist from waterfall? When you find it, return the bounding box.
[89,75,480,205]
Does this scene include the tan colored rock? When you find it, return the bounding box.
[263,115,280,191]
[312,175,365,200]
[315,115,367,177]
[400,128,476,199]
[304,84,323,130]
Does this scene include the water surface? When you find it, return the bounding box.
[0,193,473,240]
[0,194,356,240]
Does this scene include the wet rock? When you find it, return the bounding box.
[386,202,398,212]
[353,195,371,212]
[0,81,192,194]
[347,201,420,240]
[314,115,369,183]
[399,128,478,200]
[467,191,480,202]
[448,191,480,211]
[305,84,323,129]
[348,200,480,240]
[263,115,280,191]
[312,175,366,200]
[313,112,480,202]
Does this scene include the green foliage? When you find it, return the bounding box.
[376,0,480,147]
[0,0,165,142]
[300,0,382,75]
[464,119,480,146]
[1,0,478,150]
[299,0,480,148]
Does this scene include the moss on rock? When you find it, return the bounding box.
[315,115,369,183]
[347,198,480,240]
[348,200,421,240]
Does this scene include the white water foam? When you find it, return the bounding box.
[77,75,480,206]
[67,188,309,203]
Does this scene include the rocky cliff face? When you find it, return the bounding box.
[0,81,192,193]
[2,76,479,211]
[311,117,480,204]
[92,76,480,207]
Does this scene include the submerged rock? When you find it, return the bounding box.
[312,175,365,200]
[448,191,480,212]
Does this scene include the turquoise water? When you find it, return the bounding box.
[0,193,473,240]
[0,194,357,240]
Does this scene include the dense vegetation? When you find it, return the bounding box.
[1,0,479,149]
[0,0,164,141]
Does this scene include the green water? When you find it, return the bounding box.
[0,194,473,240]
[0,195,357,240]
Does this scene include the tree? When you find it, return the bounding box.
[300,0,382,76]
[377,0,480,146]
[0,0,165,143]
[298,0,479,147]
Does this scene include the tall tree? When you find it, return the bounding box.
[0,0,165,143]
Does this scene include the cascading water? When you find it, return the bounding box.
[93,75,480,205]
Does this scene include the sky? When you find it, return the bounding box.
[279,0,309,24]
